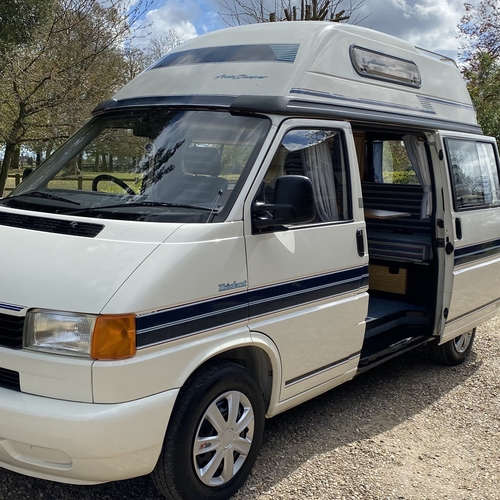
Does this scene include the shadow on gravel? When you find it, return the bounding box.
[0,346,481,500]
[235,345,482,498]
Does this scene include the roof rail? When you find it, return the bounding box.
[415,46,457,67]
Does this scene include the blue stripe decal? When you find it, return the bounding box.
[136,265,368,347]
[285,352,360,387]
[136,292,248,348]
[290,89,474,114]
[417,95,475,111]
[248,266,368,317]
[290,88,436,115]
[454,238,500,267]
[0,302,24,312]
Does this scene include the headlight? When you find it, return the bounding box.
[24,310,96,357]
[23,309,136,359]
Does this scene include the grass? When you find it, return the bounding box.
[6,171,138,195]
[4,170,241,197]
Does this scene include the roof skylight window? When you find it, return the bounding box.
[350,45,422,88]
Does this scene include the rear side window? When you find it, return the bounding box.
[372,140,419,185]
[446,139,500,210]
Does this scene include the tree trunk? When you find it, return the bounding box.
[12,145,21,169]
[0,144,21,194]
[65,157,81,176]
[45,140,54,161]
[0,107,28,195]
[0,144,15,195]
[0,142,22,195]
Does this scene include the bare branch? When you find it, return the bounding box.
[217,0,367,25]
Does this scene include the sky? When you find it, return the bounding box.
[137,0,467,60]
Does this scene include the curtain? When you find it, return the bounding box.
[403,135,432,219]
[304,140,339,222]
[477,142,500,205]
[372,141,383,182]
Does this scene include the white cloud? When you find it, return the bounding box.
[390,0,414,19]
[145,1,199,39]
[359,0,465,58]
[133,0,228,49]
[196,10,225,34]
[132,0,466,60]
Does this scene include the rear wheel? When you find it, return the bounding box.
[429,328,475,366]
[152,362,265,500]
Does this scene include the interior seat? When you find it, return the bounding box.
[164,147,228,206]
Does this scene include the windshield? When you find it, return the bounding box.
[3,110,270,223]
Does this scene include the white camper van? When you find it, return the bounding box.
[0,22,499,500]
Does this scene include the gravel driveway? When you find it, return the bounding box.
[2,318,499,500]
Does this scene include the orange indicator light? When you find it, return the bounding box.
[91,314,136,360]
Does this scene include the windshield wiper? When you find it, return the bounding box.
[68,200,215,213]
[207,189,224,223]
[6,191,81,206]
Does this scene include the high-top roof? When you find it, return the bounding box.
[112,22,477,127]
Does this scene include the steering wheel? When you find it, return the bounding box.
[92,174,136,196]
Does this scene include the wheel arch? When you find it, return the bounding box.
[177,338,281,415]
[209,346,274,410]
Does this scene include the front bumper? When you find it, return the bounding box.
[0,386,178,484]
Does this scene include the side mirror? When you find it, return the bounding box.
[253,175,316,230]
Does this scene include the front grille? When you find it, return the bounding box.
[0,211,104,238]
[0,313,24,348]
[0,367,20,391]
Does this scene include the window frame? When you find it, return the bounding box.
[255,126,353,230]
[444,137,500,212]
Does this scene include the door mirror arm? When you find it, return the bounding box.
[252,175,316,230]
[253,202,296,229]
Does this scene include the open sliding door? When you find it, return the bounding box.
[438,131,500,343]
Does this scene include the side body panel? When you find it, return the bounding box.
[95,222,255,402]
[244,119,368,403]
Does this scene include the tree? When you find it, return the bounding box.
[217,0,367,25]
[120,29,187,87]
[462,52,500,142]
[459,1,500,60]
[145,29,188,65]
[0,0,54,56]
[0,0,150,194]
[123,44,150,82]
[458,1,500,142]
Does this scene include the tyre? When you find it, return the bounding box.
[428,328,475,366]
[151,361,265,500]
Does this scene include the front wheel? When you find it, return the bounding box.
[152,362,265,500]
[429,328,475,366]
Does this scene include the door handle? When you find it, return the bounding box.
[356,229,365,256]
[455,217,462,240]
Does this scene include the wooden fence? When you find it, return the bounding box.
[4,173,137,197]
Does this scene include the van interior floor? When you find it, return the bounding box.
[359,296,430,371]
